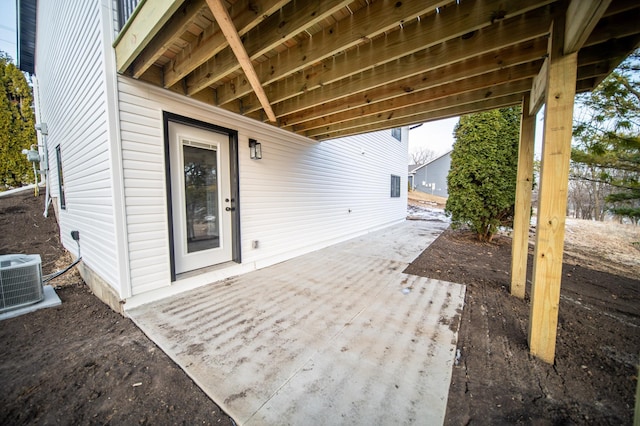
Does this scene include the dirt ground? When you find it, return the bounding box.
[1,190,638,425]
[406,223,640,425]
[0,192,233,425]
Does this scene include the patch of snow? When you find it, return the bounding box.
[407,205,449,223]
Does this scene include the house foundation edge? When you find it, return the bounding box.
[76,262,125,316]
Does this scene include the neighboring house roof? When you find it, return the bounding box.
[408,164,419,174]
[411,150,453,173]
[17,0,37,75]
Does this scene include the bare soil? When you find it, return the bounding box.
[1,191,638,425]
[406,221,640,425]
[0,192,233,425]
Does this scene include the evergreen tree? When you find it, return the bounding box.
[0,52,37,189]
[571,50,640,222]
[445,106,521,241]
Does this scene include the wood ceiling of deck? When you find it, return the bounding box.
[115,0,640,140]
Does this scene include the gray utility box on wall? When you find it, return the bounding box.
[0,254,44,313]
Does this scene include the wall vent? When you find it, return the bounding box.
[0,254,43,313]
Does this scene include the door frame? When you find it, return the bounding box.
[163,112,241,281]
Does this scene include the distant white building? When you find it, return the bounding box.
[408,151,452,197]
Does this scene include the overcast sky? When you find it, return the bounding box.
[409,109,545,164]
[408,117,457,158]
[0,0,17,61]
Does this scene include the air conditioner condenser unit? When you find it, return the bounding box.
[0,254,44,313]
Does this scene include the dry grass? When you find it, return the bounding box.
[561,218,640,281]
[407,191,640,280]
[407,190,447,208]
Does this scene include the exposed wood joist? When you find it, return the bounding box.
[130,0,209,79]
[225,2,554,115]
[579,35,640,66]
[275,28,551,128]
[282,37,622,138]
[115,0,186,73]
[314,93,525,141]
[162,0,289,88]
[292,63,541,134]
[216,0,551,108]
[564,0,611,54]
[305,55,607,141]
[583,5,640,48]
[281,2,636,129]
[184,0,354,95]
[303,79,534,138]
[274,38,549,121]
[205,0,276,122]
[114,0,640,142]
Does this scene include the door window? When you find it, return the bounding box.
[182,143,219,253]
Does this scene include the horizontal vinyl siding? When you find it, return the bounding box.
[117,79,167,295]
[35,0,120,289]
[118,77,407,296]
[414,153,452,197]
[239,135,406,258]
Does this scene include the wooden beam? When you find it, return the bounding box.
[163,0,289,88]
[218,3,551,111]
[205,0,276,122]
[583,7,640,48]
[216,0,552,107]
[131,0,209,79]
[294,66,538,133]
[529,57,548,115]
[599,0,640,17]
[528,14,578,363]
[303,79,532,138]
[510,95,536,299]
[115,0,186,73]
[186,0,353,95]
[311,93,525,141]
[273,55,603,133]
[564,0,611,54]
[274,38,548,123]
[271,18,550,124]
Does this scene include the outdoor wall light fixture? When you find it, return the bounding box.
[249,139,262,160]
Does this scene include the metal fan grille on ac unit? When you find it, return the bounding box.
[0,254,44,313]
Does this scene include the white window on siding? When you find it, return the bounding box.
[391,128,402,141]
[390,175,401,198]
[56,145,66,210]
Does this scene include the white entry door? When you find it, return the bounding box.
[169,122,233,274]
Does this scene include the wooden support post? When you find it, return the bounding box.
[510,95,536,299]
[528,16,578,363]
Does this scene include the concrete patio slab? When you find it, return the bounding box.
[128,218,465,425]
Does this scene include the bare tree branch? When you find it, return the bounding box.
[409,147,438,165]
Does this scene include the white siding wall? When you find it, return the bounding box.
[118,78,407,296]
[35,0,121,290]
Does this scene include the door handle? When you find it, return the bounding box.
[225,207,235,211]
